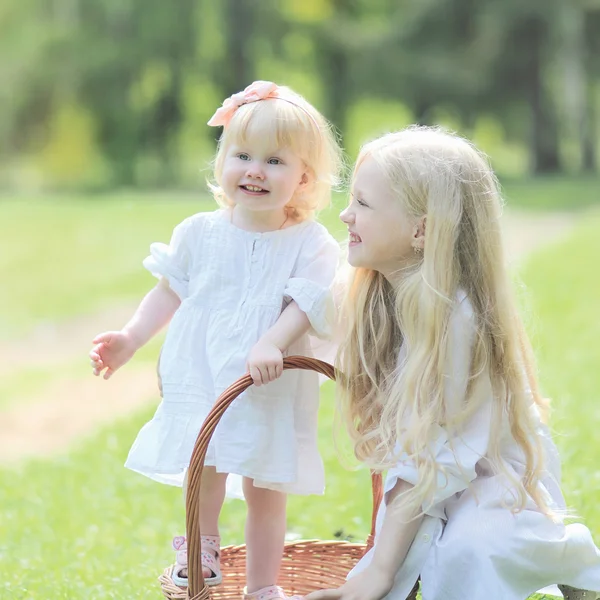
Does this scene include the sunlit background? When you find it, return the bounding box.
[1,1,599,598]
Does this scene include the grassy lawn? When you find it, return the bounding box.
[0,187,599,598]
[519,214,600,525]
[501,176,600,211]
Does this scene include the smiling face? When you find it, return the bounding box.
[220,133,308,213]
[340,155,424,278]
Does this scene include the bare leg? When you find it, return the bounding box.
[181,467,228,578]
[243,477,287,593]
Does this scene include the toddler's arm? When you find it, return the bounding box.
[246,301,310,386]
[89,278,180,380]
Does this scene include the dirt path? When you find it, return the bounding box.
[500,210,576,265]
[0,302,157,464]
[0,367,159,463]
[0,209,579,463]
[0,303,139,379]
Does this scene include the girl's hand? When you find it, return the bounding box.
[305,566,394,600]
[246,339,284,387]
[89,330,139,380]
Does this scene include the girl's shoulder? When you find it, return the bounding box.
[181,209,221,228]
[295,221,341,264]
[171,210,207,232]
[164,211,224,255]
[296,219,339,246]
[174,209,225,238]
[302,218,333,236]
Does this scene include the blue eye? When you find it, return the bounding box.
[237,153,250,161]
[268,157,282,165]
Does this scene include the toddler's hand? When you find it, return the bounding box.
[246,339,284,387]
[89,330,138,380]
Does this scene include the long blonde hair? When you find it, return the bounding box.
[337,126,551,516]
[210,85,342,221]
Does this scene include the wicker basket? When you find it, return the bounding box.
[158,356,417,600]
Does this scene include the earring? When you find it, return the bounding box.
[414,246,423,255]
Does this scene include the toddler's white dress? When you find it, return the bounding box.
[125,209,339,495]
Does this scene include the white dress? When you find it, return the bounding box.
[125,209,340,495]
[350,293,600,599]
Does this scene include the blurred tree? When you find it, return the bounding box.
[344,0,493,125]
[581,4,600,172]
[1,0,598,187]
[313,0,359,132]
[78,0,198,186]
[221,0,255,96]
[350,0,567,173]
[0,0,61,155]
[519,8,561,173]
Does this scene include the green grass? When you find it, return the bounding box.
[2,211,600,598]
[501,176,600,211]
[518,212,600,526]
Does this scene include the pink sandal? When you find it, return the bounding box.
[170,534,222,587]
[243,585,303,600]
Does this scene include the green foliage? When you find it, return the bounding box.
[345,99,414,159]
[280,0,334,23]
[1,0,598,190]
[37,103,109,190]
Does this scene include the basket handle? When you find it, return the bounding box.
[185,356,383,599]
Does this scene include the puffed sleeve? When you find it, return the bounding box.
[283,224,341,339]
[142,218,192,301]
[384,293,493,519]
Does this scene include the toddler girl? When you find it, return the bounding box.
[90,81,342,599]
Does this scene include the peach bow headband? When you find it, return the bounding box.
[207,80,319,128]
